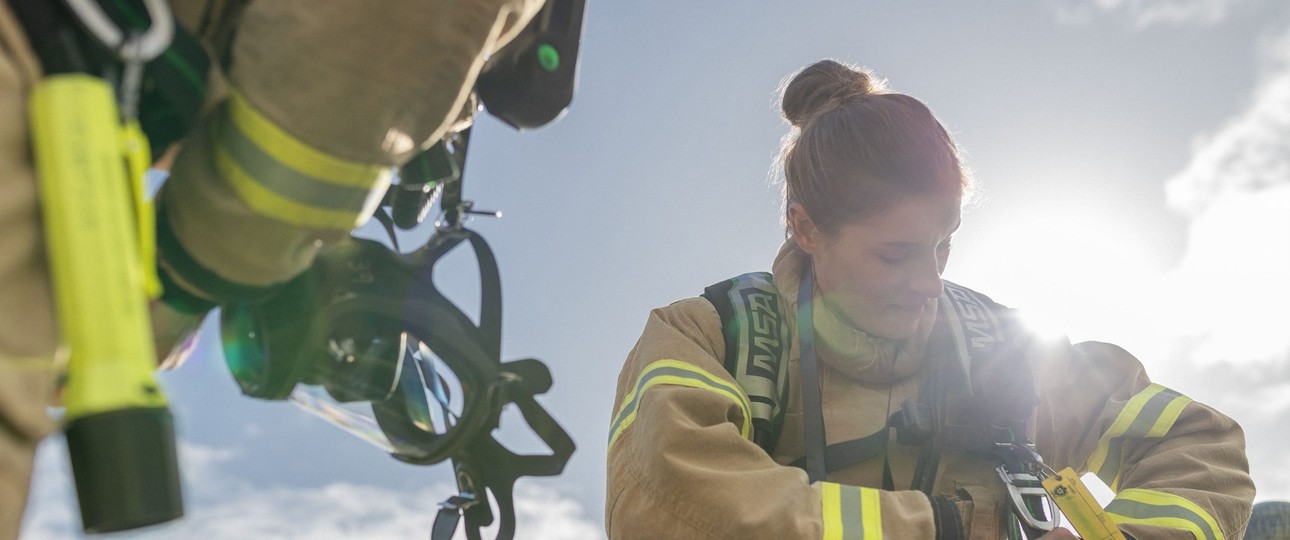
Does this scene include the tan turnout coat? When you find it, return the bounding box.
[606,240,1254,539]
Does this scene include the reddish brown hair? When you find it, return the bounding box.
[779,60,971,234]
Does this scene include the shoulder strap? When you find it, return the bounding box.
[898,280,1037,495]
[701,272,791,451]
[937,280,1037,435]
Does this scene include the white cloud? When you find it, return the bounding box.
[22,438,601,540]
[1166,30,1290,216]
[1142,26,1290,367]
[1113,25,1290,503]
[1051,0,1248,26]
[511,485,605,540]
[1147,186,1290,366]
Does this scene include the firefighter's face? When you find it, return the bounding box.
[792,192,959,340]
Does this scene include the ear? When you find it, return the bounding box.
[787,202,825,255]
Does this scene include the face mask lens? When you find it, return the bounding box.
[289,339,469,462]
[372,341,467,461]
[319,315,407,403]
[221,303,268,386]
[411,341,464,435]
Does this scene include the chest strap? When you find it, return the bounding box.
[790,429,887,473]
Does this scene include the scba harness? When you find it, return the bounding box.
[702,271,1060,539]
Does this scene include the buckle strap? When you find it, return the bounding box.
[430,493,475,540]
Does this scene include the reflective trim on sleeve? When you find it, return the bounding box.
[606,359,751,452]
[215,90,392,229]
[227,90,388,187]
[1086,383,1192,491]
[822,482,883,540]
[1106,488,1224,540]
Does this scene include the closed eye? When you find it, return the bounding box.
[878,247,912,264]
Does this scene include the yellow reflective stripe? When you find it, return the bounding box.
[606,359,752,452]
[1147,393,1192,438]
[822,482,882,540]
[1106,488,1224,540]
[214,142,371,229]
[217,90,393,229]
[226,90,385,188]
[823,483,843,540]
[1086,384,1192,490]
[861,486,882,540]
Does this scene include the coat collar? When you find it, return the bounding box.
[771,238,936,384]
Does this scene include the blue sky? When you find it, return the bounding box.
[23,1,1290,538]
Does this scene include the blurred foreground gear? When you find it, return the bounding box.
[1244,500,1290,540]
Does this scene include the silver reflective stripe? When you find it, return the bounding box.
[838,485,865,540]
[822,483,883,540]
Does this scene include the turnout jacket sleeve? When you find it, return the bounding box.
[1031,340,1255,540]
[605,298,937,540]
[159,0,542,295]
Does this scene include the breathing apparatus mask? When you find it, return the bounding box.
[220,216,575,539]
[217,1,584,538]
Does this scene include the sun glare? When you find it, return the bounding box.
[956,208,1165,348]
[953,186,1290,375]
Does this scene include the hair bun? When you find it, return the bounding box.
[781,60,883,129]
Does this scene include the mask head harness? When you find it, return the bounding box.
[221,220,574,539]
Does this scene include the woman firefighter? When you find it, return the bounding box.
[604,60,1254,539]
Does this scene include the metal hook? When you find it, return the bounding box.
[63,0,174,62]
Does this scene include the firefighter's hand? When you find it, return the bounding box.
[1038,528,1079,539]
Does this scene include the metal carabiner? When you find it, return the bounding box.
[993,442,1061,535]
[997,464,1061,533]
[63,0,173,63]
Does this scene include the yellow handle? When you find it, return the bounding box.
[29,74,167,418]
[1042,468,1127,540]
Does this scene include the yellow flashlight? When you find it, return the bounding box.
[30,73,183,533]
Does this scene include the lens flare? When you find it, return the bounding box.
[221,304,267,384]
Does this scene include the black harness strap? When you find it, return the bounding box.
[797,265,827,483]
[9,0,210,155]
[906,306,963,495]
[790,429,887,473]
[7,0,103,74]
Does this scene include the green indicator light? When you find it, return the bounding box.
[537,43,560,72]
